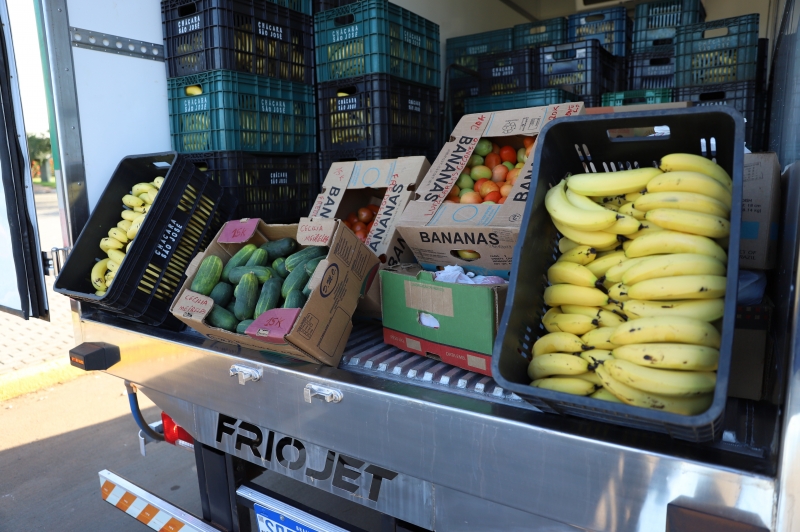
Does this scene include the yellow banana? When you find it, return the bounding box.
[122,194,144,208]
[95,290,107,297]
[532,377,597,396]
[605,359,716,396]
[546,180,618,230]
[544,312,598,335]
[622,253,726,285]
[603,202,621,212]
[553,219,619,249]
[133,204,150,214]
[107,248,126,264]
[581,327,619,350]
[646,170,732,207]
[625,223,664,240]
[547,261,599,287]
[590,387,623,403]
[618,299,725,322]
[106,260,119,273]
[580,349,613,365]
[619,202,646,220]
[100,237,124,252]
[533,332,587,356]
[566,167,663,196]
[91,258,110,290]
[127,220,142,240]
[139,192,153,205]
[633,191,729,218]
[528,353,589,380]
[604,257,649,283]
[108,227,129,244]
[544,284,609,307]
[659,153,732,191]
[610,316,721,348]
[126,242,132,253]
[185,85,202,96]
[132,182,157,196]
[566,188,607,211]
[104,270,116,285]
[153,176,165,189]
[645,209,730,238]
[627,274,727,300]
[121,210,139,221]
[612,343,719,371]
[603,278,617,290]
[557,245,597,265]
[624,231,727,263]
[625,191,645,202]
[572,371,603,386]
[597,309,625,327]
[117,219,133,231]
[608,282,630,302]
[585,251,626,278]
[561,305,601,319]
[595,242,624,252]
[558,237,580,253]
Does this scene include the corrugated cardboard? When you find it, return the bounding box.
[740,153,780,270]
[380,265,507,377]
[397,103,583,277]
[170,219,380,366]
[305,156,430,316]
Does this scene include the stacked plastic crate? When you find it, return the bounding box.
[162,0,319,223]
[314,0,440,179]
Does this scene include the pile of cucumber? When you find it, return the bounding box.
[190,237,328,333]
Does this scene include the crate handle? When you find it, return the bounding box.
[528,25,547,35]
[336,86,357,97]
[649,56,671,66]
[585,14,606,22]
[703,27,729,39]
[177,2,198,18]
[698,90,726,102]
[334,14,355,26]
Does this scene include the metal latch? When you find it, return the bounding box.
[42,247,70,276]
[304,383,343,404]
[230,364,261,385]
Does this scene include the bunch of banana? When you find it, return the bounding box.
[90,177,164,296]
[532,154,733,414]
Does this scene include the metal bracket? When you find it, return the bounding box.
[304,383,343,404]
[69,27,164,62]
[138,420,163,457]
[230,364,262,386]
[43,246,70,276]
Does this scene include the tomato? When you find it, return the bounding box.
[459,191,482,204]
[525,144,533,157]
[367,220,374,232]
[517,147,527,164]
[492,142,500,155]
[448,185,461,200]
[498,196,506,204]
[367,204,380,214]
[352,221,366,233]
[502,161,515,172]
[343,220,354,230]
[507,168,520,185]
[473,178,489,193]
[500,183,513,197]
[483,191,502,203]
[491,165,508,183]
[474,139,493,157]
[523,136,535,148]
[470,165,492,180]
[500,146,517,164]
[467,154,484,167]
[358,207,374,224]
[346,212,358,225]
[479,180,500,198]
[355,230,368,243]
[458,188,472,197]
[484,152,501,170]
[456,173,474,190]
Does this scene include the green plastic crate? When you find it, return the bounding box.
[601,89,673,106]
[447,28,512,78]
[168,70,315,154]
[314,0,440,87]
[464,89,578,114]
[273,0,313,15]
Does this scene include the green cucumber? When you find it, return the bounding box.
[283,289,306,309]
[261,238,297,259]
[209,282,234,307]
[254,278,282,319]
[246,248,269,267]
[221,244,257,282]
[191,255,223,295]
[207,306,237,332]
[272,257,289,278]
[302,277,312,298]
[282,266,310,298]
[304,256,325,276]
[236,319,254,334]
[234,273,259,320]
[285,246,328,272]
[225,300,237,314]
[229,265,273,284]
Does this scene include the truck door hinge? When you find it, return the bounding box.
[43,247,70,276]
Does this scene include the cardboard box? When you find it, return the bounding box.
[305,157,430,316]
[584,101,692,115]
[380,264,508,377]
[740,152,781,270]
[397,103,584,277]
[728,301,773,401]
[170,218,380,366]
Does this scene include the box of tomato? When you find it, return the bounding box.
[396,103,584,278]
[304,156,430,316]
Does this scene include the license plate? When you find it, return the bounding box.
[255,502,347,532]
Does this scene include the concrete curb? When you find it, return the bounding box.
[0,358,85,402]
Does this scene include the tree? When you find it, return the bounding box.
[27,132,51,183]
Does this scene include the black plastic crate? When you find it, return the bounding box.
[162,0,315,84]
[449,75,481,121]
[54,153,237,326]
[628,49,675,89]
[493,107,744,442]
[478,48,537,96]
[540,40,624,100]
[675,81,764,151]
[313,0,356,13]
[317,74,439,152]
[675,14,761,87]
[464,88,578,114]
[446,28,513,79]
[632,0,706,53]
[320,146,435,184]
[512,18,567,50]
[568,6,632,57]
[185,151,319,222]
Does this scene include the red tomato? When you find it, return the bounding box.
[367,220,374,232]
[473,178,489,194]
[343,220,354,230]
[479,181,500,198]
[352,221,366,233]
[498,196,506,204]
[523,136,535,149]
[491,142,500,155]
[500,146,517,164]
[484,152,501,170]
[367,204,380,214]
[483,191,502,203]
[358,207,374,223]
[346,212,359,225]
[355,230,368,243]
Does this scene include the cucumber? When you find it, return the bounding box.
[254,278,282,319]
[236,319,254,334]
[221,244,257,282]
[190,255,223,295]
[272,257,289,278]
[229,265,273,284]
[246,248,269,267]
[282,266,310,298]
[234,272,259,321]
[209,282,234,307]
[261,237,297,259]
[234,283,240,298]
[283,289,307,309]
[304,256,325,276]
[302,277,312,298]
[285,246,328,272]
[207,306,237,332]
[225,300,237,314]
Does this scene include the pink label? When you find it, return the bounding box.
[245,308,301,344]
[174,290,213,321]
[218,219,259,243]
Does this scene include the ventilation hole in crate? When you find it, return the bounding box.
[177,2,198,17]
[589,162,597,173]
[581,144,591,159]
[574,144,584,161]
[334,14,355,26]
[710,137,717,157]
[703,27,729,39]
[602,162,610,172]
[700,138,707,157]
[582,162,589,173]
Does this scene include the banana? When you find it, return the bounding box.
[95,290,107,297]
[532,377,597,396]
[126,242,132,253]
[561,305,601,319]
[595,195,627,206]
[603,202,621,212]
[573,371,603,386]
[624,231,727,263]
[605,359,716,396]
[595,364,714,415]
[625,191,645,202]
[153,176,165,189]
[533,332,587,356]
[557,245,597,265]
[100,237,124,252]
[619,202,646,220]
[106,260,120,273]
[580,349,613,366]
[117,219,133,231]
[545,313,598,335]
[528,353,589,379]
[566,189,607,211]
[590,387,623,403]
[627,275,727,300]
[559,237,580,253]
[603,279,617,290]
[545,180,618,230]
[595,242,624,252]
[553,219,619,249]
[605,213,641,235]
[566,167,663,196]
[544,284,609,307]
[585,251,627,278]
[618,299,725,322]
[646,171,732,208]
[633,191,729,218]
[107,248,126,264]
[542,308,563,333]
[121,210,139,221]
[133,204,150,214]
[91,258,110,291]
[622,253,726,285]
[132,183,157,196]
[122,194,144,208]
[644,209,730,238]
[659,153,732,191]
[127,220,142,240]
[605,257,649,283]
[610,316,721,348]
[608,282,630,302]
[612,343,719,371]
[597,309,625,327]
[625,223,664,240]
[108,227,129,244]
[581,327,618,350]
[548,261,599,287]
[139,192,154,205]
[105,270,116,285]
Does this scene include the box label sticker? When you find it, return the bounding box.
[297,219,337,245]
[174,290,213,321]
[403,281,454,317]
[218,219,260,243]
[246,308,301,343]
